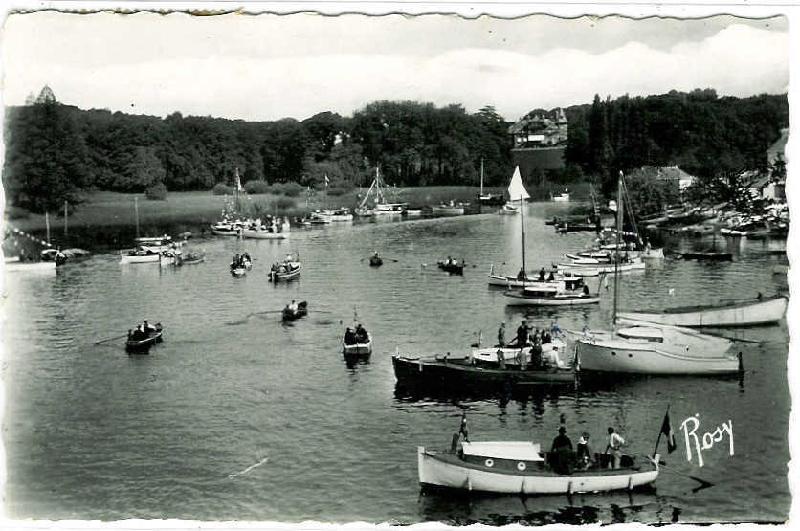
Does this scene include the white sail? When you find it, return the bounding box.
[507,166,530,201]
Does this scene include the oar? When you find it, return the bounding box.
[94,333,129,345]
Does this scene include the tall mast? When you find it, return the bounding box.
[480,158,484,195]
[613,171,623,325]
[520,191,526,283]
[134,196,140,239]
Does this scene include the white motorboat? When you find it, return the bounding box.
[504,283,600,306]
[574,172,742,376]
[120,247,161,264]
[418,441,658,495]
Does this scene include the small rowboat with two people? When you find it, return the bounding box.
[343,320,372,357]
[417,417,660,495]
[125,321,163,354]
[178,251,206,265]
[369,252,384,267]
[617,293,788,327]
[281,300,308,322]
[268,253,302,282]
[437,258,464,275]
[230,252,252,276]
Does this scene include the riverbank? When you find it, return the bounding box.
[4,187,509,233]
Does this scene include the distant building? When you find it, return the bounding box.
[628,165,695,192]
[508,108,568,174]
[744,169,785,202]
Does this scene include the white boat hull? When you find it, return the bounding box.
[418,448,657,494]
[343,340,373,355]
[559,261,645,274]
[617,296,787,327]
[472,341,567,368]
[504,293,600,306]
[241,229,288,239]
[576,323,740,375]
[120,253,160,264]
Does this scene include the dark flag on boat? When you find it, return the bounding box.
[661,411,677,453]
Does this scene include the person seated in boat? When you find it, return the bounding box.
[583,285,590,296]
[288,300,299,313]
[547,271,555,282]
[354,324,368,343]
[127,329,133,340]
[344,328,356,345]
[576,432,594,470]
[373,251,381,259]
[143,320,157,334]
[550,426,574,475]
[539,267,546,281]
[131,325,147,341]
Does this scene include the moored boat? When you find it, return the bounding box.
[498,203,519,215]
[617,294,787,327]
[120,247,161,264]
[504,283,600,306]
[392,354,575,389]
[432,201,466,216]
[369,254,384,267]
[179,251,206,265]
[418,442,658,495]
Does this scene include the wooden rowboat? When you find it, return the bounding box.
[281,301,308,322]
[617,295,787,327]
[268,262,302,282]
[437,260,464,275]
[369,256,384,267]
[125,324,163,354]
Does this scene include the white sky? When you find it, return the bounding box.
[1,11,789,122]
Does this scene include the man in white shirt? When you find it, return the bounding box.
[605,427,626,469]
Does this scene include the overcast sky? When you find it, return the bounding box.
[1,11,789,122]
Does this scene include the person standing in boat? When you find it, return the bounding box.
[550,426,573,475]
[517,269,526,281]
[605,427,626,469]
[509,320,529,347]
[576,432,594,470]
[539,267,546,281]
[497,322,506,347]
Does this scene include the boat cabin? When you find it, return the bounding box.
[616,326,664,343]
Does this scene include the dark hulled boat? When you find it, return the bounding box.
[125,324,163,354]
[437,260,464,275]
[392,354,575,390]
[369,255,384,267]
[281,301,308,322]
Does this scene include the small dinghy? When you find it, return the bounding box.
[343,322,373,357]
[369,254,384,267]
[120,246,161,264]
[437,259,464,275]
[268,255,302,282]
[618,294,787,327]
[281,301,308,322]
[125,323,163,354]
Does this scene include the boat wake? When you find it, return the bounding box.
[228,456,269,479]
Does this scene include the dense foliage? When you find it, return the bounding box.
[2,88,787,213]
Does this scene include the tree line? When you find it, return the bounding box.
[2,88,788,213]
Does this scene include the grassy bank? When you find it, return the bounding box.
[5,187,514,233]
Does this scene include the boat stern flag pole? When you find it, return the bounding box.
[653,405,678,457]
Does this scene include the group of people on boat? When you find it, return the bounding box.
[344,324,370,345]
[444,256,464,266]
[231,252,252,270]
[245,216,286,233]
[270,254,300,275]
[127,320,159,341]
[498,320,557,348]
[549,425,627,474]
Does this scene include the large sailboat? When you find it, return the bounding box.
[356,166,408,217]
[573,172,741,376]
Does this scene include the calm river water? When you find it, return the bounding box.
[2,203,791,524]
